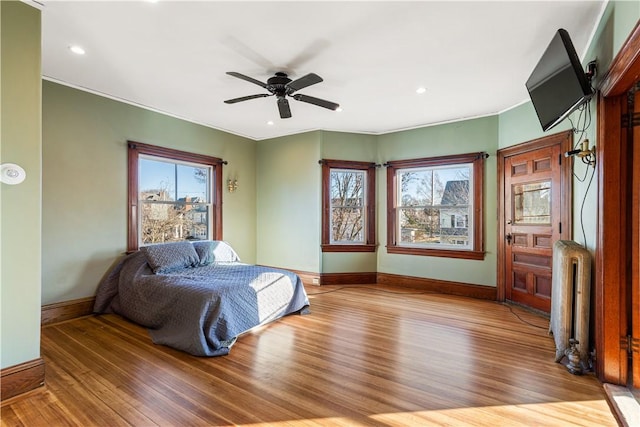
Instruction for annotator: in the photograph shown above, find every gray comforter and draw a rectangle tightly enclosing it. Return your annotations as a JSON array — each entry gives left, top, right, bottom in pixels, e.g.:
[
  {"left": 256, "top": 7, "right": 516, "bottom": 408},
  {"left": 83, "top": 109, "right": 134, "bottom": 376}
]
[{"left": 93, "top": 251, "right": 310, "bottom": 356}]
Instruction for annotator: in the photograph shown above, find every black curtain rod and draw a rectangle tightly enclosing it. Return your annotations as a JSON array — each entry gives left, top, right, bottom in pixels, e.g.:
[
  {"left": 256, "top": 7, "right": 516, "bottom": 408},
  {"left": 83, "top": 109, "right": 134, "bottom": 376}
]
[
  {"left": 382, "top": 153, "right": 489, "bottom": 166},
  {"left": 318, "top": 160, "right": 381, "bottom": 167}
]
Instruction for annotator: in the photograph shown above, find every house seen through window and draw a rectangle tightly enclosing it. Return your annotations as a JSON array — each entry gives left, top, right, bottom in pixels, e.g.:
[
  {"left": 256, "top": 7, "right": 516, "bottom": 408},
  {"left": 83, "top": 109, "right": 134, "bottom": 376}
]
[
  {"left": 139, "top": 156, "right": 211, "bottom": 244},
  {"left": 398, "top": 165, "right": 472, "bottom": 249}
]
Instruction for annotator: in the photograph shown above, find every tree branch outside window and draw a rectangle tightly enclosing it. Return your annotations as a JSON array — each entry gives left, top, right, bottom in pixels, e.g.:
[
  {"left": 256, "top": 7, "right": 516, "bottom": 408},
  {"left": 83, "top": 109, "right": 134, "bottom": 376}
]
[{"left": 321, "top": 159, "right": 376, "bottom": 253}]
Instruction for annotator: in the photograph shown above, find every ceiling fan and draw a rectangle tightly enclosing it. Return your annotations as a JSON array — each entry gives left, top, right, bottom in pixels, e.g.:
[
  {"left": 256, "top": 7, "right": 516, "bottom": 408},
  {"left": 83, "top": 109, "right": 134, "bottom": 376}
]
[{"left": 224, "top": 71, "right": 340, "bottom": 119}]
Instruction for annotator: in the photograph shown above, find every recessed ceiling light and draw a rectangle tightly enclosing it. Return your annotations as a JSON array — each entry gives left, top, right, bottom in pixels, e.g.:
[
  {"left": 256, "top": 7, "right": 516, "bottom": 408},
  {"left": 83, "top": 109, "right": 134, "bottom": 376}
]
[
  {"left": 267, "top": 121, "right": 274, "bottom": 126},
  {"left": 416, "top": 87, "right": 427, "bottom": 94},
  {"left": 336, "top": 107, "right": 343, "bottom": 112},
  {"left": 69, "top": 45, "right": 85, "bottom": 55}
]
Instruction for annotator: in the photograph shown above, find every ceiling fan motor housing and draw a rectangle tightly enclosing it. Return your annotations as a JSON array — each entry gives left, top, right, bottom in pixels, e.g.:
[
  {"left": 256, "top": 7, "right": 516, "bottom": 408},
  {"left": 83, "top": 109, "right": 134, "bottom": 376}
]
[{"left": 267, "top": 72, "right": 292, "bottom": 96}]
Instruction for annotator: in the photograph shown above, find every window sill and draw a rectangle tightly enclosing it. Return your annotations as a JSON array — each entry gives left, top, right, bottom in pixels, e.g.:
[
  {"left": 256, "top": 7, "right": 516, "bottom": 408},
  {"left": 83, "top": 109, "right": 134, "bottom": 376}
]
[
  {"left": 386, "top": 245, "right": 485, "bottom": 260},
  {"left": 321, "top": 244, "right": 377, "bottom": 253}
]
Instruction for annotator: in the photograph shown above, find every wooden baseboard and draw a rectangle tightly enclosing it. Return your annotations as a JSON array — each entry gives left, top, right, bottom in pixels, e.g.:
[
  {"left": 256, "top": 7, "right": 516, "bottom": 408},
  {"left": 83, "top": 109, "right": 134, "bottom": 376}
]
[
  {"left": 320, "top": 272, "right": 377, "bottom": 285},
  {"left": 1, "top": 358, "right": 45, "bottom": 402},
  {"left": 269, "top": 265, "right": 496, "bottom": 300},
  {"left": 280, "top": 269, "right": 376, "bottom": 286},
  {"left": 287, "top": 269, "right": 321, "bottom": 286},
  {"left": 377, "top": 272, "right": 497, "bottom": 300},
  {"left": 258, "top": 265, "right": 321, "bottom": 287},
  {"left": 41, "top": 296, "right": 96, "bottom": 326}
]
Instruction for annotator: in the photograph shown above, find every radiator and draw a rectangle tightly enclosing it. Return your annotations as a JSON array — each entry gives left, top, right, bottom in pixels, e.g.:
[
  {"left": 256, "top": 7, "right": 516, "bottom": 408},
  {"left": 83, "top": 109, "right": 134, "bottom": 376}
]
[{"left": 549, "top": 240, "right": 591, "bottom": 365}]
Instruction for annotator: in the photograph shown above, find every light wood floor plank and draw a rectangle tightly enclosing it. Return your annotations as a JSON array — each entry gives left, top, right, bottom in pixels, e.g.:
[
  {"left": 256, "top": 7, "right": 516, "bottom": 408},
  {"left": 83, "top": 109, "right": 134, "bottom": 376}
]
[{"left": 2, "top": 285, "right": 617, "bottom": 426}]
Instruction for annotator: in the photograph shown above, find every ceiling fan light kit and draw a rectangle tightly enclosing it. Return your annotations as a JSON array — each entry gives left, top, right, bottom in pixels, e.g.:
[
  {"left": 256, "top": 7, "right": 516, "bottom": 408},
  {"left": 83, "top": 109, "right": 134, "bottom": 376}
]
[{"left": 224, "top": 71, "right": 339, "bottom": 119}]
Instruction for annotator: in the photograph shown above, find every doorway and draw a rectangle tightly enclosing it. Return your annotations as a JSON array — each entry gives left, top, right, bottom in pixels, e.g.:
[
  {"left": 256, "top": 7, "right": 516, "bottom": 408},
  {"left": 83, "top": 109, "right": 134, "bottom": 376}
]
[
  {"left": 497, "top": 131, "right": 573, "bottom": 313},
  {"left": 595, "top": 24, "right": 640, "bottom": 388}
]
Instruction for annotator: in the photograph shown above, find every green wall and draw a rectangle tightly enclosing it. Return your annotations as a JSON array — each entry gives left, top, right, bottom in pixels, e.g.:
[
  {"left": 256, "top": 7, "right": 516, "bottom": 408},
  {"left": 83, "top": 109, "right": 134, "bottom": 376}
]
[
  {"left": 255, "top": 121, "right": 500, "bottom": 286},
  {"left": 498, "top": 101, "right": 572, "bottom": 150},
  {"left": 377, "top": 117, "right": 499, "bottom": 286},
  {"left": 1, "top": 0, "right": 42, "bottom": 369},
  {"left": 320, "top": 131, "right": 378, "bottom": 274},
  {"left": 42, "top": 81, "right": 257, "bottom": 304},
  {"left": 256, "top": 132, "right": 322, "bottom": 273}
]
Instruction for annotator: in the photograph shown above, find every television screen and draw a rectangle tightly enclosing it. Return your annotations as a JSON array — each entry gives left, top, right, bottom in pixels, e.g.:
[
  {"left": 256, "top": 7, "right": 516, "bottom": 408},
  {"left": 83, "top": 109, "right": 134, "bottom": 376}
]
[{"left": 526, "top": 29, "right": 593, "bottom": 132}]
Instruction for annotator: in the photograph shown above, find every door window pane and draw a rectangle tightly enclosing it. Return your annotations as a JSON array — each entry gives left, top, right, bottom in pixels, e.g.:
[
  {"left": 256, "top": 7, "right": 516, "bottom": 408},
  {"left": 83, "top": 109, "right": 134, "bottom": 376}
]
[{"left": 513, "top": 181, "right": 551, "bottom": 225}]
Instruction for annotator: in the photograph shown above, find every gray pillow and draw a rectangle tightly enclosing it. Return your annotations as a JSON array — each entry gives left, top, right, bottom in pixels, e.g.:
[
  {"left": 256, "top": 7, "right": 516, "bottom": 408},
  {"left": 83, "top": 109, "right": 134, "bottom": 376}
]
[
  {"left": 141, "top": 241, "right": 200, "bottom": 274},
  {"left": 192, "top": 240, "right": 240, "bottom": 265}
]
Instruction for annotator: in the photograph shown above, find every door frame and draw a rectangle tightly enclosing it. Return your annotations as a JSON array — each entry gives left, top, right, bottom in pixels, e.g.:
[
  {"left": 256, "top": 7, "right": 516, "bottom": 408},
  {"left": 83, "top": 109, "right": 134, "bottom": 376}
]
[
  {"left": 497, "top": 131, "right": 573, "bottom": 304},
  {"left": 594, "top": 22, "right": 640, "bottom": 385}
]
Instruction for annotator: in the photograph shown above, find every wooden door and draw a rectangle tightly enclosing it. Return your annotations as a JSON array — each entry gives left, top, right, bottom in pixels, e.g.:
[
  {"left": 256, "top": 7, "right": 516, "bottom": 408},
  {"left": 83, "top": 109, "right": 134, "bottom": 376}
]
[{"left": 498, "top": 132, "right": 572, "bottom": 313}]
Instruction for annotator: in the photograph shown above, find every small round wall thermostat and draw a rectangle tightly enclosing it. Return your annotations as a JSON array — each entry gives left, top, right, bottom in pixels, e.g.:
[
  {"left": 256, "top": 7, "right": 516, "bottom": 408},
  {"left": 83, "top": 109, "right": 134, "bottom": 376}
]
[{"left": 1, "top": 163, "right": 27, "bottom": 185}]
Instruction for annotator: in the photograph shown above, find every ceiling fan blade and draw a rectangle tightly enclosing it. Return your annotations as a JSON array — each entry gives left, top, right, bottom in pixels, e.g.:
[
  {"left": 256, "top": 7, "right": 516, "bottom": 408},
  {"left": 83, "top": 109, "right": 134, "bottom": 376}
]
[
  {"left": 224, "top": 94, "right": 271, "bottom": 104},
  {"left": 292, "top": 94, "right": 340, "bottom": 111},
  {"left": 277, "top": 97, "right": 292, "bottom": 119},
  {"left": 286, "top": 73, "right": 323, "bottom": 92},
  {"left": 226, "top": 71, "right": 268, "bottom": 89}
]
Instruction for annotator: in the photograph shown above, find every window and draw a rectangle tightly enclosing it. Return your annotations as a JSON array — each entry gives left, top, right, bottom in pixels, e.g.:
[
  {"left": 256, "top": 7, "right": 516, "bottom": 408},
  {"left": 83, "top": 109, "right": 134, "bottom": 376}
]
[
  {"left": 386, "top": 152, "right": 485, "bottom": 260},
  {"left": 454, "top": 214, "right": 468, "bottom": 228},
  {"left": 127, "top": 141, "right": 223, "bottom": 251},
  {"left": 321, "top": 159, "right": 376, "bottom": 252}
]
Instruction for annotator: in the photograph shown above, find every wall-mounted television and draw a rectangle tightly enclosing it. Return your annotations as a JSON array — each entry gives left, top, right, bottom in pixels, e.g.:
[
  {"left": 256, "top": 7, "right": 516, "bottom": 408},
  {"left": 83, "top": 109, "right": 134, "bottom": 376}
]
[{"left": 526, "top": 29, "right": 594, "bottom": 132}]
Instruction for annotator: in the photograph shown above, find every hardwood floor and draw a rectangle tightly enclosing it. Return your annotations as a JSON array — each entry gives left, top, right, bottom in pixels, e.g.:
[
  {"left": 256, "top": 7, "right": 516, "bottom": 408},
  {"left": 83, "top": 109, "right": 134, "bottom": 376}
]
[{"left": 2, "top": 285, "right": 617, "bottom": 426}]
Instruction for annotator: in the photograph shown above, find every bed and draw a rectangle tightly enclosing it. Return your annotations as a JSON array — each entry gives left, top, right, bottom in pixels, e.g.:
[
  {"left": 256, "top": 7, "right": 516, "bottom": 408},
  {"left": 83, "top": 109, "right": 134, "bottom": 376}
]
[{"left": 93, "top": 240, "right": 310, "bottom": 356}]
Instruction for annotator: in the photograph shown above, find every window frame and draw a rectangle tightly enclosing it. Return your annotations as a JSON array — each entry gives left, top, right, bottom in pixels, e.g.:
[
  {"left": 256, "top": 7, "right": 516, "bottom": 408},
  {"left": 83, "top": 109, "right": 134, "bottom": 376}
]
[
  {"left": 385, "top": 152, "right": 485, "bottom": 260},
  {"left": 127, "top": 141, "right": 223, "bottom": 252},
  {"left": 321, "top": 159, "right": 377, "bottom": 253}
]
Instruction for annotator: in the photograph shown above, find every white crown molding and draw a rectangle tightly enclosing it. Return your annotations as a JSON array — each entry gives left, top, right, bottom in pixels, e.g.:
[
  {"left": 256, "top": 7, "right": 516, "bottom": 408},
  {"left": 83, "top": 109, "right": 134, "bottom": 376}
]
[{"left": 20, "top": 0, "right": 45, "bottom": 10}]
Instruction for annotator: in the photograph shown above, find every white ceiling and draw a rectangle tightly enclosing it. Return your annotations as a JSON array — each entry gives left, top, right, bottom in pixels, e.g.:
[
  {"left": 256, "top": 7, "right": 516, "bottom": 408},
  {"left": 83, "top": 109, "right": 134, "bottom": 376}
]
[{"left": 39, "top": 0, "right": 607, "bottom": 141}]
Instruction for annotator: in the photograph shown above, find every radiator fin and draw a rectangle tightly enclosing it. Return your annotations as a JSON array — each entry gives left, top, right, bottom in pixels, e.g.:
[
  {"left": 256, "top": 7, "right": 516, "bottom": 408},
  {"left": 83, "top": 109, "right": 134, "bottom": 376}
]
[{"left": 549, "top": 240, "right": 591, "bottom": 365}]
